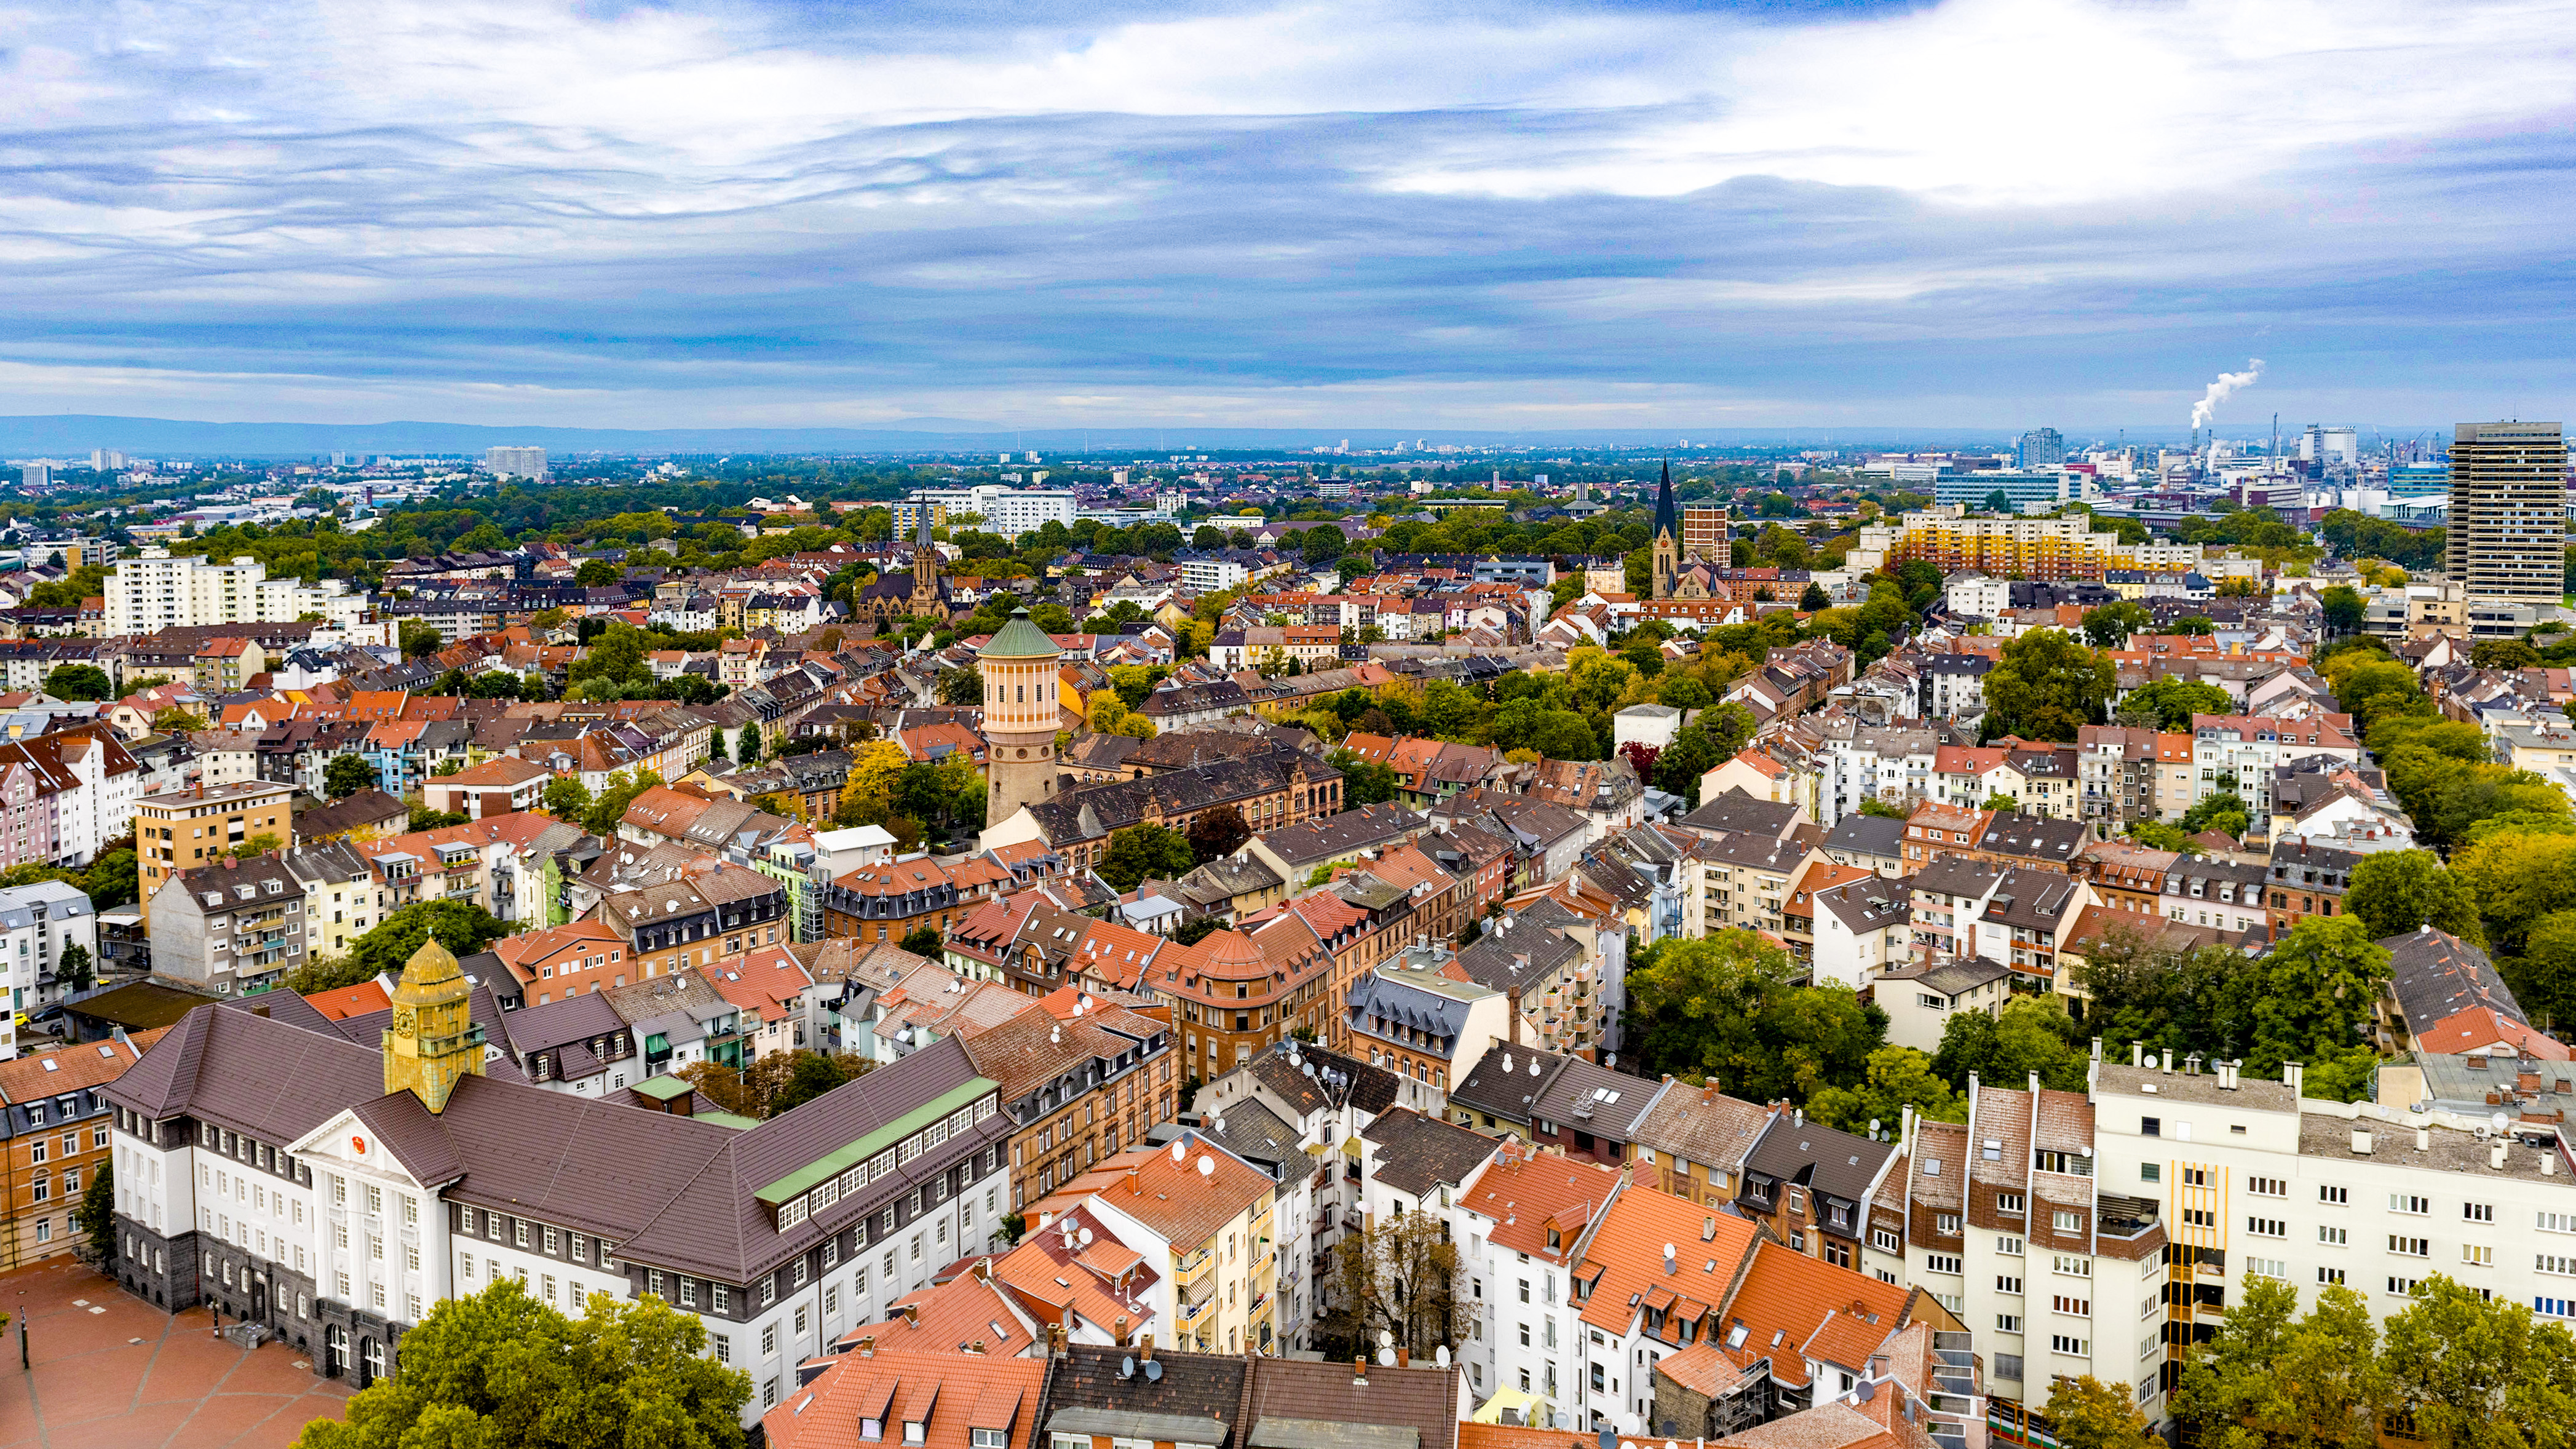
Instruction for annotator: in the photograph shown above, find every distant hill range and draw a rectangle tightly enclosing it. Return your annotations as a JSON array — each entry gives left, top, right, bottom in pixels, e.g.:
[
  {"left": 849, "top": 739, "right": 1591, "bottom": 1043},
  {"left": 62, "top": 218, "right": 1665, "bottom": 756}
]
[{"left": 0, "top": 414, "right": 2107, "bottom": 460}]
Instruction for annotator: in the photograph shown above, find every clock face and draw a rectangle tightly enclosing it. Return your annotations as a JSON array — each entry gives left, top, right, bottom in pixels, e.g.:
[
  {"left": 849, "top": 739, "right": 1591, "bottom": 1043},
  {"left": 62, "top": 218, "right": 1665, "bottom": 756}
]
[{"left": 392, "top": 1007, "right": 416, "bottom": 1032}]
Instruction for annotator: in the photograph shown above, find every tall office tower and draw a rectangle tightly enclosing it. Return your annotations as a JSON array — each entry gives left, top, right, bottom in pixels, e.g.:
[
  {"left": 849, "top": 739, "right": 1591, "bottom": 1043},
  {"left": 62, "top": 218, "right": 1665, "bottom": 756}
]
[
  {"left": 483, "top": 445, "right": 549, "bottom": 480},
  {"left": 2447, "top": 421, "right": 2567, "bottom": 600},
  {"left": 2016, "top": 427, "right": 2065, "bottom": 470}
]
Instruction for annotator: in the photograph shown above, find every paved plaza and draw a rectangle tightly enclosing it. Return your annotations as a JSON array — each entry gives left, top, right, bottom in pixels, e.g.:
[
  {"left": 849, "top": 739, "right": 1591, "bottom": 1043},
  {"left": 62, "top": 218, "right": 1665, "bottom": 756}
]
[{"left": 0, "top": 1260, "right": 352, "bottom": 1449}]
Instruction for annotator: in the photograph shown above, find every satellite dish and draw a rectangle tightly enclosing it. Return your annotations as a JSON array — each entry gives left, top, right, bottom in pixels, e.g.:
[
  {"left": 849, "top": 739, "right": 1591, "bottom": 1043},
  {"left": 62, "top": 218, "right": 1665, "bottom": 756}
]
[
  {"left": 1197, "top": 1156, "right": 1214, "bottom": 1177},
  {"left": 1145, "top": 1360, "right": 1164, "bottom": 1382},
  {"left": 1379, "top": 1346, "right": 1397, "bottom": 1366},
  {"left": 1599, "top": 1432, "right": 1619, "bottom": 1449},
  {"left": 1436, "top": 1345, "right": 1451, "bottom": 1367},
  {"left": 1379, "top": 1330, "right": 1393, "bottom": 1346},
  {"left": 2496, "top": 1111, "right": 2513, "bottom": 1134},
  {"left": 1855, "top": 1381, "right": 1877, "bottom": 1403},
  {"left": 1171, "top": 1140, "right": 1187, "bottom": 1164},
  {"left": 1079, "top": 1228, "right": 1095, "bottom": 1246},
  {"left": 1121, "top": 1355, "right": 1137, "bottom": 1380}
]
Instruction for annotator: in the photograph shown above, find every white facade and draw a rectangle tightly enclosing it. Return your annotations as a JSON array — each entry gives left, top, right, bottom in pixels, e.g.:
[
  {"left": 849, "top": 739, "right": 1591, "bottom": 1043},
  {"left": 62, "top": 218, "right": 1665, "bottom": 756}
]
[
  {"left": 0, "top": 880, "right": 97, "bottom": 1050},
  {"left": 484, "top": 447, "right": 548, "bottom": 480},
  {"left": 106, "top": 550, "right": 370, "bottom": 636},
  {"left": 913, "top": 486, "right": 1078, "bottom": 541}
]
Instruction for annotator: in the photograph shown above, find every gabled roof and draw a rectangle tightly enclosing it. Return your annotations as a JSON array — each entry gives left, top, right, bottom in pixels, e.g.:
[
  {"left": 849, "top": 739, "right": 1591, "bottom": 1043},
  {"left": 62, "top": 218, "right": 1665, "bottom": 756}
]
[
  {"left": 1361, "top": 1106, "right": 1500, "bottom": 1197},
  {"left": 1575, "top": 1182, "right": 1761, "bottom": 1336}
]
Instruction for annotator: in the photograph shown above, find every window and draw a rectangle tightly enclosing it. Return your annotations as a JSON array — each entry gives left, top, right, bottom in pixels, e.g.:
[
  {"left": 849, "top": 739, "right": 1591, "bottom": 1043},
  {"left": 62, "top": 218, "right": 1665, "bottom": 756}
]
[
  {"left": 2465, "top": 1202, "right": 2495, "bottom": 1223},
  {"left": 1936, "top": 1213, "right": 1960, "bottom": 1235},
  {"left": 1871, "top": 1229, "right": 1900, "bottom": 1252},
  {"left": 2248, "top": 1177, "right": 2287, "bottom": 1197},
  {"left": 761, "top": 1325, "right": 777, "bottom": 1356},
  {"left": 1996, "top": 1314, "right": 2021, "bottom": 1333},
  {"left": 2390, "top": 1194, "right": 2429, "bottom": 1216},
  {"left": 2320, "top": 1225, "right": 2348, "bottom": 1245},
  {"left": 2050, "top": 1335, "right": 2088, "bottom": 1356},
  {"left": 1997, "top": 1194, "right": 2025, "bottom": 1216},
  {"left": 1995, "top": 1354, "right": 2023, "bottom": 1381},
  {"left": 2141, "top": 1117, "right": 2160, "bottom": 1137},
  {"left": 2139, "top": 1164, "right": 2161, "bottom": 1183},
  {"left": 2388, "top": 1277, "right": 2421, "bottom": 1297},
  {"left": 1997, "top": 1236, "right": 2024, "bottom": 1256},
  {"left": 2465, "top": 1245, "right": 2495, "bottom": 1267},
  {"left": 2051, "top": 1210, "right": 2082, "bottom": 1233},
  {"left": 2052, "top": 1255, "right": 2090, "bottom": 1277},
  {"left": 712, "top": 1334, "right": 731, "bottom": 1364},
  {"left": 2543, "top": 1212, "right": 2576, "bottom": 1234},
  {"left": 1925, "top": 1254, "right": 1962, "bottom": 1275},
  {"left": 2320, "top": 1185, "right": 2349, "bottom": 1205},
  {"left": 2051, "top": 1295, "right": 2090, "bottom": 1316},
  {"left": 2317, "top": 1267, "right": 2344, "bottom": 1286},
  {"left": 2248, "top": 1218, "right": 2286, "bottom": 1238},
  {"left": 2389, "top": 1236, "right": 2430, "bottom": 1258},
  {"left": 1996, "top": 1276, "right": 2023, "bottom": 1295},
  {"left": 2543, "top": 1255, "right": 2576, "bottom": 1277}
]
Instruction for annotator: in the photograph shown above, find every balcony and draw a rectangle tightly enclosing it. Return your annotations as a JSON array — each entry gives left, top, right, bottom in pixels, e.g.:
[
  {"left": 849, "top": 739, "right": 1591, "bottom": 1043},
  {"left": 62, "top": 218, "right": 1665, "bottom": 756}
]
[{"left": 1179, "top": 1292, "right": 1216, "bottom": 1325}]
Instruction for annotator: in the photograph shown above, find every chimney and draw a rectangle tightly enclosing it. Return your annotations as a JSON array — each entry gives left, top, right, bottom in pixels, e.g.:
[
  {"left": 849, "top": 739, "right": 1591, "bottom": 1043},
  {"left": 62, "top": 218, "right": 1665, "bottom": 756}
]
[
  {"left": 2415, "top": 1127, "right": 2430, "bottom": 1153},
  {"left": 1508, "top": 988, "right": 1521, "bottom": 1044},
  {"left": 1116, "top": 1315, "right": 1130, "bottom": 1344},
  {"left": 900, "top": 1303, "right": 919, "bottom": 1325},
  {"left": 1354, "top": 1356, "right": 1369, "bottom": 1385},
  {"left": 2492, "top": 1141, "right": 2510, "bottom": 1171},
  {"left": 856, "top": 1335, "right": 877, "bottom": 1357},
  {"left": 1397, "top": 1346, "right": 1409, "bottom": 1368},
  {"left": 2351, "top": 1129, "right": 2372, "bottom": 1156},
  {"left": 2285, "top": 1061, "right": 2305, "bottom": 1095}
]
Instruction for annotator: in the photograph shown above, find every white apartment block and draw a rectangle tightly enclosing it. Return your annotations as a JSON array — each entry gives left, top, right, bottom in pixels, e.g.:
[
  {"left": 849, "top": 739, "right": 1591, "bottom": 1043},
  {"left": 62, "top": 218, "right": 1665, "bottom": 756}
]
[
  {"left": 107, "top": 551, "right": 370, "bottom": 636},
  {"left": 1822, "top": 728, "right": 1936, "bottom": 825},
  {"left": 911, "top": 486, "right": 1078, "bottom": 540},
  {"left": 0, "top": 880, "right": 97, "bottom": 1054}
]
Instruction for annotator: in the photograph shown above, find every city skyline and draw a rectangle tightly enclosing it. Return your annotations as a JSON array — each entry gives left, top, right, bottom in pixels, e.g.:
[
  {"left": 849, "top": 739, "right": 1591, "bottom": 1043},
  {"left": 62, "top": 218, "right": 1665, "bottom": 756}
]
[{"left": 1, "top": 0, "right": 2570, "bottom": 430}]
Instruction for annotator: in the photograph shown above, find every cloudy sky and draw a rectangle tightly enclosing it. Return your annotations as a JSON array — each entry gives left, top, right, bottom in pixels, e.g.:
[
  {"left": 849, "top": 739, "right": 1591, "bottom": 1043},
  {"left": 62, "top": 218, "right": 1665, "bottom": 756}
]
[{"left": 2, "top": 0, "right": 2571, "bottom": 437}]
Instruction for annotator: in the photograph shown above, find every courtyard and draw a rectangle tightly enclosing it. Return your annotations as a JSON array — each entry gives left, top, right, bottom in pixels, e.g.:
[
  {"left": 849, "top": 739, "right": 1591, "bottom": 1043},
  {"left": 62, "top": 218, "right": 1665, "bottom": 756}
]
[{"left": 0, "top": 1259, "right": 352, "bottom": 1449}]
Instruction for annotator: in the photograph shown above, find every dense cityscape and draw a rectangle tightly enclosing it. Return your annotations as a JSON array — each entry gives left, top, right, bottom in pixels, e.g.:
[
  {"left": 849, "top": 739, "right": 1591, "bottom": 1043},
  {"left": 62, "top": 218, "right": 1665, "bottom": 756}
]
[{"left": 0, "top": 410, "right": 2562, "bottom": 1449}]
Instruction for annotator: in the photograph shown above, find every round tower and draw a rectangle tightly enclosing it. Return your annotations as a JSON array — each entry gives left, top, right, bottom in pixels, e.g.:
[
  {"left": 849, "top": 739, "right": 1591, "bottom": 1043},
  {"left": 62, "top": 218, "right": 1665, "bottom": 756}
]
[{"left": 980, "top": 606, "right": 1065, "bottom": 827}]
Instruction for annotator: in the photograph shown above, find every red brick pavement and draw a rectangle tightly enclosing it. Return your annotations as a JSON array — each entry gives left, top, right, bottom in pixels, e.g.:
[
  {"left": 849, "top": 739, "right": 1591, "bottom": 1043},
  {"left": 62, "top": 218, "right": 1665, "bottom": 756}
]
[{"left": 0, "top": 1260, "right": 352, "bottom": 1449}]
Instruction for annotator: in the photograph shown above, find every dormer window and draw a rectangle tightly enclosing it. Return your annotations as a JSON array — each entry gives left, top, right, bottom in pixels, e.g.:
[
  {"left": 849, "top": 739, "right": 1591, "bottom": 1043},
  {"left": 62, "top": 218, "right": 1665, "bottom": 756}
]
[{"left": 904, "top": 1423, "right": 927, "bottom": 1446}]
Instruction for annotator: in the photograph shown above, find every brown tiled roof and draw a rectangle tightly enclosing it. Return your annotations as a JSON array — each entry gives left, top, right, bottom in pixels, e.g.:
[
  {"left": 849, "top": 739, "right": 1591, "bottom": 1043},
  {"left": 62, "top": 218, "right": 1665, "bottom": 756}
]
[
  {"left": 1361, "top": 1106, "right": 1499, "bottom": 1197},
  {"left": 1244, "top": 1356, "right": 1465, "bottom": 1449},
  {"left": 1632, "top": 1079, "right": 1777, "bottom": 1175},
  {"left": 0, "top": 1028, "right": 167, "bottom": 1101}
]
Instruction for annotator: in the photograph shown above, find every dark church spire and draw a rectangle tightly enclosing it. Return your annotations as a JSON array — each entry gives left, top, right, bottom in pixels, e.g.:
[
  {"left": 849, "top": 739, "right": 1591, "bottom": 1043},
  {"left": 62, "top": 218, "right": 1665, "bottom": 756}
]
[{"left": 1653, "top": 458, "right": 1677, "bottom": 539}]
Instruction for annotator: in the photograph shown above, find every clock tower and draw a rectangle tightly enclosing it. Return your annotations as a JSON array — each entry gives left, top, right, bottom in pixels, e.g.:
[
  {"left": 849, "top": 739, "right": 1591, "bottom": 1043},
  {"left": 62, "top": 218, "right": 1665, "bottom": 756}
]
[{"left": 382, "top": 935, "right": 485, "bottom": 1113}]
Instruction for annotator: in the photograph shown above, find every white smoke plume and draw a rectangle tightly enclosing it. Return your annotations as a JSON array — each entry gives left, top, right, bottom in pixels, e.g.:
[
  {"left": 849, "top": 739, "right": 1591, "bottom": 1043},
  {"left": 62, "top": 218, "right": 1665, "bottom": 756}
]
[{"left": 2190, "top": 359, "right": 2264, "bottom": 430}]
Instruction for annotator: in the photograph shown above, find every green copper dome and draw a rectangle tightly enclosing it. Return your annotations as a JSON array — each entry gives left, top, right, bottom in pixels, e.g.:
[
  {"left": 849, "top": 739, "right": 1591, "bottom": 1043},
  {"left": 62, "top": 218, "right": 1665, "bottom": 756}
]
[{"left": 981, "top": 605, "right": 1062, "bottom": 660}]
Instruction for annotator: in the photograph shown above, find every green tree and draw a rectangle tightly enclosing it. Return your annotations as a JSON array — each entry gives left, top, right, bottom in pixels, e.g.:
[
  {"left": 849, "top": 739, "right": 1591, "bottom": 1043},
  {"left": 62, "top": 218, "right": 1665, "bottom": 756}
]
[
  {"left": 898, "top": 925, "right": 943, "bottom": 958},
  {"left": 1098, "top": 824, "right": 1196, "bottom": 892},
  {"left": 288, "top": 900, "right": 509, "bottom": 994},
  {"left": 323, "top": 753, "right": 381, "bottom": 800},
  {"left": 575, "top": 557, "right": 623, "bottom": 587},
  {"left": 2117, "top": 677, "right": 2234, "bottom": 731},
  {"left": 2471, "top": 638, "right": 2543, "bottom": 670},
  {"left": 1930, "top": 994, "right": 2090, "bottom": 1094},
  {"left": 73, "top": 1159, "right": 113, "bottom": 1260},
  {"left": 81, "top": 846, "right": 137, "bottom": 908},
  {"left": 1300, "top": 526, "right": 1347, "bottom": 564},
  {"left": 937, "top": 666, "right": 983, "bottom": 706},
  {"left": 2345, "top": 849, "right": 2484, "bottom": 945},
  {"left": 55, "top": 942, "right": 93, "bottom": 994},
  {"left": 2447, "top": 828, "right": 2576, "bottom": 957},
  {"left": 2174, "top": 1276, "right": 2384, "bottom": 1449},
  {"left": 2079, "top": 600, "right": 2151, "bottom": 649},
  {"left": 2320, "top": 584, "right": 2366, "bottom": 634},
  {"left": 583, "top": 769, "right": 666, "bottom": 837},
  {"left": 541, "top": 775, "right": 594, "bottom": 822},
  {"left": 705, "top": 730, "right": 729, "bottom": 766},
  {"left": 2044, "top": 1375, "right": 2157, "bottom": 1449},
  {"left": 1797, "top": 581, "right": 1830, "bottom": 611},
  {"left": 2248, "top": 916, "right": 2390, "bottom": 1095},
  {"left": 41, "top": 664, "right": 111, "bottom": 701},
  {"left": 736, "top": 724, "right": 763, "bottom": 764},
  {"left": 1983, "top": 629, "right": 2114, "bottom": 742},
  {"left": 1622, "top": 932, "right": 1884, "bottom": 1102},
  {"left": 2171, "top": 614, "right": 2215, "bottom": 635},
  {"left": 2181, "top": 791, "right": 2251, "bottom": 839},
  {"left": 2379, "top": 1274, "right": 2576, "bottom": 1449},
  {"left": 1805, "top": 1045, "right": 1962, "bottom": 1134},
  {"left": 1329, "top": 750, "right": 1403, "bottom": 806},
  {"left": 2510, "top": 910, "right": 2576, "bottom": 1035},
  {"left": 1981, "top": 791, "right": 2021, "bottom": 812},
  {"left": 293, "top": 1277, "right": 750, "bottom": 1449},
  {"left": 398, "top": 621, "right": 444, "bottom": 657}
]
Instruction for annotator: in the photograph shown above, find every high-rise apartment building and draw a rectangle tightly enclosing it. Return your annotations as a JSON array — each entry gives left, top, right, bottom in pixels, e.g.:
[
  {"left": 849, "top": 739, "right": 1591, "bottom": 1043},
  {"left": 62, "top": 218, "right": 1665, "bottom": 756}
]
[
  {"left": 483, "top": 446, "right": 548, "bottom": 480},
  {"left": 2447, "top": 421, "right": 2566, "bottom": 601},
  {"left": 909, "top": 485, "right": 1077, "bottom": 539},
  {"left": 104, "top": 550, "right": 370, "bottom": 636},
  {"left": 2016, "top": 427, "right": 2065, "bottom": 470}
]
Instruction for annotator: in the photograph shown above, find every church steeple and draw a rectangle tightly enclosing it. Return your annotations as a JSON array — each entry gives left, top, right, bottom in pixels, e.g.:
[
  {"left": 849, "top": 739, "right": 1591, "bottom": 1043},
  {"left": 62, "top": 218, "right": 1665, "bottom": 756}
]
[
  {"left": 910, "top": 498, "right": 943, "bottom": 614},
  {"left": 382, "top": 935, "right": 485, "bottom": 1113},
  {"left": 1651, "top": 459, "right": 1680, "bottom": 600}
]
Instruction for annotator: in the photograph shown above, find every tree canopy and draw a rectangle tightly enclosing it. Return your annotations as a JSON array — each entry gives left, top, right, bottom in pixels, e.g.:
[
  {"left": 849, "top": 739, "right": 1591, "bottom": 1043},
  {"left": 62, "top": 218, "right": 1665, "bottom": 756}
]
[
  {"left": 294, "top": 1278, "right": 750, "bottom": 1449},
  {"left": 1983, "top": 629, "right": 2114, "bottom": 742},
  {"left": 1623, "top": 932, "right": 1885, "bottom": 1103}
]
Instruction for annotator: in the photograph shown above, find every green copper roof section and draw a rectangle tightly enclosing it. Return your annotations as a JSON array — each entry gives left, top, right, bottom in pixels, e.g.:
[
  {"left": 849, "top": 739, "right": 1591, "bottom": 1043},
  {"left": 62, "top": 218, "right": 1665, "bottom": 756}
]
[
  {"left": 753, "top": 1076, "right": 997, "bottom": 1207},
  {"left": 631, "top": 1074, "right": 694, "bottom": 1102},
  {"left": 981, "top": 605, "right": 1061, "bottom": 660}
]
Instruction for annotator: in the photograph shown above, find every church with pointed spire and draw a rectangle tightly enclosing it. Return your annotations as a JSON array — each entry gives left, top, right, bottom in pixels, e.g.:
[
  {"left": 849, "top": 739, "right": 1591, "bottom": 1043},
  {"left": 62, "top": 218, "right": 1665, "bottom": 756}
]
[
  {"left": 1647, "top": 459, "right": 1731, "bottom": 601},
  {"left": 851, "top": 498, "right": 955, "bottom": 629}
]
